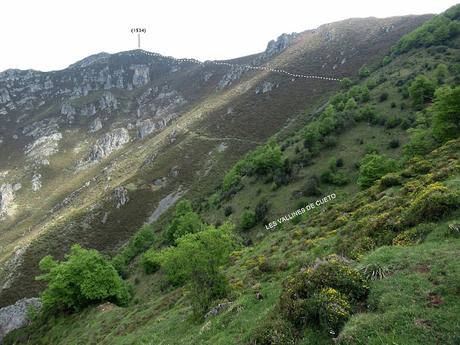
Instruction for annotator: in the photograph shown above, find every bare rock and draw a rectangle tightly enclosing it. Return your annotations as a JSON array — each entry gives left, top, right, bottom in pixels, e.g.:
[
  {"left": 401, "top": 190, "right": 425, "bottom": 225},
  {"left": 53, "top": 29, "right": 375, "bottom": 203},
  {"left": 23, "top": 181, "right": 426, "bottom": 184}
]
[
  {"left": 87, "top": 128, "right": 129, "bottom": 162},
  {"left": 0, "top": 298, "right": 42, "bottom": 343},
  {"left": 114, "top": 187, "right": 129, "bottom": 208}
]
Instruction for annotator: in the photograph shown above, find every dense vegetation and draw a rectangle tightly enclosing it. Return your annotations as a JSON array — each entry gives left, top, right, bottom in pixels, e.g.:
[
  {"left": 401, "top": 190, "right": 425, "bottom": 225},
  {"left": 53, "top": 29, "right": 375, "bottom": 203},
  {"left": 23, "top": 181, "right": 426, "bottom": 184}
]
[{"left": 4, "top": 4, "right": 460, "bottom": 345}]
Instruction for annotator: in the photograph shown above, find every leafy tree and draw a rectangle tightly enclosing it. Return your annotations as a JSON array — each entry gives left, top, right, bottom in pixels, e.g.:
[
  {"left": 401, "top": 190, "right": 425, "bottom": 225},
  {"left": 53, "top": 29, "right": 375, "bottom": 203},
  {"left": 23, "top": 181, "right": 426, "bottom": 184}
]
[
  {"left": 241, "top": 210, "right": 257, "bottom": 230},
  {"left": 432, "top": 86, "right": 460, "bottom": 142},
  {"left": 434, "top": 63, "right": 448, "bottom": 84},
  {"left": 408, "top": 75, "right": 435, "bottom": 109},
  {"left": 358, "top": 154, "right": 398, "bottom": 189},
  {"left": 344, "top": 97, "right": 357, "bottom": 110},
  {"left": 158, "top": 223, "right": 237, "bottom": 317},
  {"left": 340, "top": 78, "right": 352, "bottom": 90},
  {"left": 358, "top": 65, "right": 370, "bottom": 78},
  {"left": 112, "top": 225, "right": 155, "bottom": 276},
  {"left": 166, "top": 200, "right": 204, "bottom": 243},
  {"left": 403, "top": 128, "right": 437, "bottom": 158},
  {"left": 37, "top": 245, "right": 131, "bottom": 313}
]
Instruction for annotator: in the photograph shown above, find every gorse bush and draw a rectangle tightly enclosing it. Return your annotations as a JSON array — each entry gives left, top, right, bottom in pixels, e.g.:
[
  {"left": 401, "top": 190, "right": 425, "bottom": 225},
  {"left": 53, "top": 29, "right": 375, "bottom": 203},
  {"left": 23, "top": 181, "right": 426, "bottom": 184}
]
[
  {"left": 405, "top": 183, "right": 459, "bottom": 224},
  {"left": 37, "top": 245, "right": 131, "bottom": 313},
  {"left": 279, "top": 256, "right": 368, "bottom": 333},
  {"left": 249, "top": 316, "right": 296, "bottom": 345}
]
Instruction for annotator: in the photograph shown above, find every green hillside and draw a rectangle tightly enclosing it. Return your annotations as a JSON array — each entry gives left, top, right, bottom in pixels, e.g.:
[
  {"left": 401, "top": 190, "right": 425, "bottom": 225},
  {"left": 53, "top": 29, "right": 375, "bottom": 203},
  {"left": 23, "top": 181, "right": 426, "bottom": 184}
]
[{"left": 4, "top": 4, "right": 460, "bottom": 345}]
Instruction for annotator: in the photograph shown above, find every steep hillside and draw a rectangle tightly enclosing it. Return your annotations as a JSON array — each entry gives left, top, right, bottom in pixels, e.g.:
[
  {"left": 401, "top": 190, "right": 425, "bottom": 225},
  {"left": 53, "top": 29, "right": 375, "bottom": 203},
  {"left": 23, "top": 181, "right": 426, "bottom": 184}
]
[{"left": 0, "top": 14, "right": 431, "bottom": 310}]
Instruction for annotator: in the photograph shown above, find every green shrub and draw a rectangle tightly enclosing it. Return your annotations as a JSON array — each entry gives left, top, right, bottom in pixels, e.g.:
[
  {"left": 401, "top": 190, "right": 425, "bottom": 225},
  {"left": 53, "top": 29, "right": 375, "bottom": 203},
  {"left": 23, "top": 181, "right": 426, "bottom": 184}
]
[
  {"left": 358, "top": 154, "right": 398, "bottom": 189},
  {"left": 403, "top": 128, "right": 437, "bottom": 158},
  {"left": 340, "top": 78, "right": 352, "bottom": 89},
  {"left": 388, "top": 139, "right": 400, "bottom": 149},
  {"left": 358, "top": 65, "right": 370, "bottom": 78},
  {"left": 432, "top": 85, "right": 460, "bottom": 142},
  {"left": 321, "top": 170, "right": 350, "bottom": 186},
  {"left": 249, "top": 316, "right": 296, "bottom": 345},
  {"left": 279, "top": 256, "right": 368, "bottom": 332},
  {"left": 406, "top": 183, "right": 459, "bottom": 224},
  {"left": 255, "top": 199, "right": 270, "bottom": 222},
  {"left": 314, "top": 288, "right": 351, "bottom": 334},
  {"left": 241, "top": 210, "right": 257, "bottom": 230},
  {"left": 379, "top": 92, "right": 389, "bottom": 102},
  {"left": 392, "top": 223, "right": 434, "bottom": 246},
  {"left": 408, "top": 75, "right": 435, "bottom": 109},
  {"left": 158, "top": 223, "right": 237, "bottom": 317},
  {"left": 302, "top": 175, "right": 322, "bottom": 196},
  {"left": 165, "top": 200, "right": 205, "bottom": 243},
  {"left": 37, "top": 245, "right": 131, "bottom": 313},
  {"left": 112, "top": 225, "right": 156, "bottom": 275},
  {"left": 141, "top": 248, "right": 162, "bottom": 274},
  {"left": 224, "top": 205, "right": 233, "bottom": 217},
  {"left": 380, "top": 173, "right": 401, "bottom": 188}
]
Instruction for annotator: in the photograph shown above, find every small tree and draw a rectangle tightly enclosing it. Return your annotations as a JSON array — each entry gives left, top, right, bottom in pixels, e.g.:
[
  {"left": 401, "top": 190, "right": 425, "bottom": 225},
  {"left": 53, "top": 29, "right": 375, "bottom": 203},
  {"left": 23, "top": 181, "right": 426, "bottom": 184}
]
[
  {"left": 358, "top": 154, "right": 398, "bottom": 189},
  {"left": 358, "top": 65, "right": 370, "bottom": 78},
  {"left": 37, "top": 245, "right": 131, "bottom": 313},
  {"left": 166, "top": 199, "right": 204, "bottom": 243},
  {"left": 432, "top": 86, "right": 460, "bottom": 142},
  {"left": 340, "top": 78, "right": 352, "bottom": 90},
  {"left": 241, "top": 210, "right": 257, "bottom": 230},
  {"left": 159, "top": 223, "right": 237, "bottom": 318},
  {"left": 408, "top": 75, "right": 435, "bottom": 109}
]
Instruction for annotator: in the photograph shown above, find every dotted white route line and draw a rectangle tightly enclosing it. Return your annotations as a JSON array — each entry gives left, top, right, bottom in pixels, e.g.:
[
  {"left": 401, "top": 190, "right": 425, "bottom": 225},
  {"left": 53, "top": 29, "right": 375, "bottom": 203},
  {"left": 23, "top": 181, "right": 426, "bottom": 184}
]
[{"left": 139, "top": 49, "right": 341, "bottom": 82}]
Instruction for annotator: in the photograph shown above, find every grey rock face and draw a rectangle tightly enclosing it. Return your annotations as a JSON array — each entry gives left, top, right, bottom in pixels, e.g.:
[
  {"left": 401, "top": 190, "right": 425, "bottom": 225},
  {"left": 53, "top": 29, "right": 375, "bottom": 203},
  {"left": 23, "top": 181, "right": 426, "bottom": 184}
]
[
  {"left": 262, "top": 33, "right": 297, "bottom": 59},
  {"left": 0, "top": 184, "right": 14, "bottom": 219},
  {"left": 255, "top": 81, "right": 274, "bottom": 94},
  {"left": 89, "top": 117, "right": 102, "bottom": 133},
  {"left": 98, "top": 91, "right": 118, "bottom": 111},
  {"left": 88, "top": 128, "right": 129, "bottom": 162},
  {"left": 60, "top": 101, "right": 76, "bottom": 119},
  {"left": 31, "top": 173, "right": 42, "bottom": 192},
  {"left": 0, "top": 297, "right": 42, "bottom": 343},
  {"left": 217, "top": 66, "right": 245, "bottom": 89},
  {"left": 24, "top": 132, "right": 62, "bottom": 163},
  {"left": 147, "top": 189, "right": 186, "bottom": 223},
  {"left": 80, "top": 103, "right": 96, "bottom": 117},
  {"left": 137, "top": 119, "right": 156, "bottom": 139},
  {"left": 114, "top": 187, "right": 129, "bottom": 208},
  {"left": 131, "top": 65, "right": 150, "bottom": 87},
  {"left": 0, "top": 89, "right": 11, "bottom": 104}
]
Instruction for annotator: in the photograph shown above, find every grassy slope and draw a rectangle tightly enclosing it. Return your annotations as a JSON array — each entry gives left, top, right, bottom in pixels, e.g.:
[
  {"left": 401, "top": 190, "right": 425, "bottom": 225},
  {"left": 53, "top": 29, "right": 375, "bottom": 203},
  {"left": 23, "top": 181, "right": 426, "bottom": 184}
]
[{"left": 5, "top": 13, "right": 460, "bottom": 344}]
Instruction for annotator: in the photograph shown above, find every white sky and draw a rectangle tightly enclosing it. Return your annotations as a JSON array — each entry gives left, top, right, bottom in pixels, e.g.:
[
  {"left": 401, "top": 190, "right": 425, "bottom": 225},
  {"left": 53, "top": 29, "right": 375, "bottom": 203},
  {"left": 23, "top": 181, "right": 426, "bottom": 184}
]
[{"left": 1, "top": 0, "right": 458, "bottom": 72}]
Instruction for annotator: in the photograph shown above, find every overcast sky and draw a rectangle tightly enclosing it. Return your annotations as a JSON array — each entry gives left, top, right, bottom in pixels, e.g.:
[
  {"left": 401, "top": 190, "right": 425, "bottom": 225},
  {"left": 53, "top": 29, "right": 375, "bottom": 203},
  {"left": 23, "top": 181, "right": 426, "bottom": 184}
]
[{"left": 1, "top": 0, "right": 458, "bottom": 72}]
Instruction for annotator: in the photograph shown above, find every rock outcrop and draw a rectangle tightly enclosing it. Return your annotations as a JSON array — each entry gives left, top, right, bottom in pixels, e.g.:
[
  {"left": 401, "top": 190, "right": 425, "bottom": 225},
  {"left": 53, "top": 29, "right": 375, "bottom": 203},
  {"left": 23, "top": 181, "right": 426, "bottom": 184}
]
[
  {"left": 0, "top": 184, "right": 14, "bottom": 219},
  {"left": 131, "top": 65, "right": 150, "bottom": 87},
  {"left": 114, "top": 187, "right": 129, "bottom": 208},
  {"left": 0, "top": 297, "right": 42, "bottom": 343},
  {"left": 262, "top": 33, "right": 298, "bottom": 59},
  {"left": 87, "top": 128, "right": 129, "bottom": 162}
]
